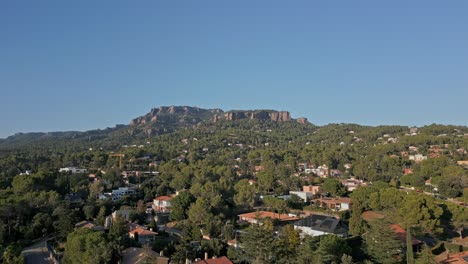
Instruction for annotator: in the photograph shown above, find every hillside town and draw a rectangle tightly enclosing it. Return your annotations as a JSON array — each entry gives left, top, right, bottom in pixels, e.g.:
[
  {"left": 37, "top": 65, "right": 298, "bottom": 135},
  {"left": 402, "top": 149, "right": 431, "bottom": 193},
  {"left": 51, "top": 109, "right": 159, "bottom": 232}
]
[{"left": 1, "top": 121, "right": 464, "bottom": 264}]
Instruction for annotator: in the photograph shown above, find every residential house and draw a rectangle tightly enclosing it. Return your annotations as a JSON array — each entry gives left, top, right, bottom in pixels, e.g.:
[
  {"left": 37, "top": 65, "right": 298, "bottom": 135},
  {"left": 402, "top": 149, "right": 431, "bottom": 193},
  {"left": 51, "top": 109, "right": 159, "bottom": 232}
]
[
  {"left": 128, "top": 227, "right": 158, "bottom": 244},
  {"left": 59, "top": 167, "right": 87, "bottom": 174},
  {"left": 408, "top": 146, "right": 419, "bottom": 152},
  {"left": 314, "top": 198, "right": 353, "bottom": 211},
  {"left": 294, "top": 215, "right": 348, "bottom": 238},
  {"left": 409, "top": 127, "right": 418, "bottom": 135},
  {"left": 303, "top": 185, "right": 322, "bottom": 195},
  {"left": 112, "top": 208, "right": 134, "bottom": 221},
  {"left": 74, "top": 221, "right": 105, "bottom": 232},
  {"left": 153, "top": 196, "right": 172, "bottom": 212},
  {"left": 238, "top": 211, "right": 299, "bottom": 225},
  {"left": 315, "top": 165, "right": 329, "bottom": 178},
  {"left": 121, "top": 247, "right": 169, "bottom": 264},
  {"left": 409, "top": 154, "right": 427, "bottom": 162},
  {"left": 330, "top": 169, "right": 343, "bottom": 177},
  {"left": 289, "top": 191, "right": 313, "bottom": 203},
  {"left": 127, "top": 222, "right": 147, "bottom": 232},
  {"left": 341, "top": 178, "right": 367, "bottom": 192},
  {"left": 111, "top": 187, "right": 136, "bottom": 201}
]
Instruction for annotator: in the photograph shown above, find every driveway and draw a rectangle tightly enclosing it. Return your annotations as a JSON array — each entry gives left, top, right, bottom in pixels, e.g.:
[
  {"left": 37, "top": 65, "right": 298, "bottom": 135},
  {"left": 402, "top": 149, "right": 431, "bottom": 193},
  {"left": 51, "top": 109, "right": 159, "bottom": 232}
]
[{"left": 21, "top": 237, "right": 54, "bottom": 264}]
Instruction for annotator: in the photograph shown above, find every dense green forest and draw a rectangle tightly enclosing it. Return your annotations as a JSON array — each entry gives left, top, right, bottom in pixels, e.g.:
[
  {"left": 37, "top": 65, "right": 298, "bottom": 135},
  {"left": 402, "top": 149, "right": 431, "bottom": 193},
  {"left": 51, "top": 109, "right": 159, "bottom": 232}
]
[{"left": 0, "top": 109, "right": 467, "bottom": 263}]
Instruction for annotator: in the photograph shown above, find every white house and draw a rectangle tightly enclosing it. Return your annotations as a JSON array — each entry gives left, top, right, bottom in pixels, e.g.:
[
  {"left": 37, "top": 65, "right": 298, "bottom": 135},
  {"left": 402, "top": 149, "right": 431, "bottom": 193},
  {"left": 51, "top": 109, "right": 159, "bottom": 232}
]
[
  {"left": 98, "top": 187, "right": 136, "bottom": 201},
  {"left": 59, "top": 167, "right": 87, "bottom": 174},
  {"left": 153, "top": 196, "right": 172, "bottom": 212},
  {"left": 111, "top": 187, "right": 136, "bottom": 200},
  {"left": 289, "top": 191, "right": 313, "bottom": 203},
  {"left": 409, "top": 154, "right": 427, "bottom": 162}
]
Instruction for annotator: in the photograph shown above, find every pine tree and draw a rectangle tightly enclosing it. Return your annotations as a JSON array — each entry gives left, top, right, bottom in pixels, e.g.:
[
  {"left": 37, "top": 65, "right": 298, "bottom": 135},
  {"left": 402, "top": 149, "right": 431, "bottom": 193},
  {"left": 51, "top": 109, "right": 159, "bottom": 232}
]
[
  {"left": 364, "top": 220, "right": 403, "bottom": 264},
  {"left": 349, "top": 208, "right": 367, "bottom": 236},
  {"left": 96, "top": 206, "right": 106, "bottom": 226}
]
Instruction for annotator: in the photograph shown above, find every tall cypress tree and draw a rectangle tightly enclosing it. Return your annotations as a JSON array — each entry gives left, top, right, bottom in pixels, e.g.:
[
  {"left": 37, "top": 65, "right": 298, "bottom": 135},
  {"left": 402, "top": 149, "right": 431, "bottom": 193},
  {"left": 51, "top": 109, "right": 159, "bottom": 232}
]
[{"left": 406, "top": 226, "right": 415, "bottom": 264}]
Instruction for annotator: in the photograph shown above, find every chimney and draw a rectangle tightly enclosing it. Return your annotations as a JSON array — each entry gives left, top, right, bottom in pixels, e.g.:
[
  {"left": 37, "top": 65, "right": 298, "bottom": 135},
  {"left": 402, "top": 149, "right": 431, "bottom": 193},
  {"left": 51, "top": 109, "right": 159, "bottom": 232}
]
[
  {"left": 160, "top": 250, "right": 164, "bottom": 257},
  {"left": 205, "top": 252, "right": 208, "bottom": 260},
  {"left": 186, "top": 258, "right": 190, "bottom": 264}
]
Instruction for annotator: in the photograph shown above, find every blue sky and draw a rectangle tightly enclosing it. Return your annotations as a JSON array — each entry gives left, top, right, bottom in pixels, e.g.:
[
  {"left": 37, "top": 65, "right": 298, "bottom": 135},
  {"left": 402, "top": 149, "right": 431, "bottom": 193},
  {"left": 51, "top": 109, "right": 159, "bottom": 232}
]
[{"left": 1, "top": 1, "right": 467, "bottom": 138}]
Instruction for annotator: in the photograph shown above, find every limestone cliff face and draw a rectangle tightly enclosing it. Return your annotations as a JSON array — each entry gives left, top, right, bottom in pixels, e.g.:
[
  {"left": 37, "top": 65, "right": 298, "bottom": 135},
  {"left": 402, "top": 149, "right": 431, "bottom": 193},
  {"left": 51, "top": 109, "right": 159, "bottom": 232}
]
[
  {"left": 130, "top": 106, "right": 222, "bottom": 126},
  {"left": 215, "top": 110, "right": 292, "bottom": 122},
  {"left": 131, "top": 106, "right": 308, "bottom": 127}
]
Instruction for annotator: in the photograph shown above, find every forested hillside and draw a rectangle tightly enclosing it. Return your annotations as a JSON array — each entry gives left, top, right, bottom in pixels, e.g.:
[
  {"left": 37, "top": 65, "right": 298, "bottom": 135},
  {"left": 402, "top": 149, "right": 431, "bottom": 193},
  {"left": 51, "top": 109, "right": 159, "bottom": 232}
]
[{"left": 0, "top": 107, "right": 467, "bottom": 263}]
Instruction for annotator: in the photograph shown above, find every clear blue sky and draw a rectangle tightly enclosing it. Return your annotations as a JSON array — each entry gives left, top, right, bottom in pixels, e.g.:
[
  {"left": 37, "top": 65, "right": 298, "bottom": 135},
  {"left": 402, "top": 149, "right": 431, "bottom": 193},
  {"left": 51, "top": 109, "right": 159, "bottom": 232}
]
[{"left": 1, "top": 1, "right": 467, "bottom": 138}]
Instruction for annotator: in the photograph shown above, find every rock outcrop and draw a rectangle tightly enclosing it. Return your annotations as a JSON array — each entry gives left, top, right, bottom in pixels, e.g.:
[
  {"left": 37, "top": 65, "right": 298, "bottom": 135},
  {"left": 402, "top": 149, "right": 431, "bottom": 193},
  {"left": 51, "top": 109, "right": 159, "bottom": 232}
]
[
  {"left": 214, "top": 110, "right": 292, "bottom": 122},
  {"left": 130, "top": 106, "right": 309, "bottom": 127},
  {"left": 130, "top": 106, "right": 221, "bottom": 126}
]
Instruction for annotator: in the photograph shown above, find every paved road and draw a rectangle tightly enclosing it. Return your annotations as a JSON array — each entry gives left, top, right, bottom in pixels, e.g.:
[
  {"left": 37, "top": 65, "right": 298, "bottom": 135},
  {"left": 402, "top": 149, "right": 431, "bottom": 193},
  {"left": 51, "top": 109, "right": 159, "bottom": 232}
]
[{"left": 21, "top": 237, "right": 54, "bottom": 264}]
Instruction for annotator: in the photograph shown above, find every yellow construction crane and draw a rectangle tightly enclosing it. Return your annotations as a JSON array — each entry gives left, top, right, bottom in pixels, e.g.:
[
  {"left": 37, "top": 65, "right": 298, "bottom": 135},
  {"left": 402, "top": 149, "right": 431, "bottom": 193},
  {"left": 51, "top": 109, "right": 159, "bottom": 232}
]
[{"left": 110, "top": 153, "right": 125, "bottom": 169}]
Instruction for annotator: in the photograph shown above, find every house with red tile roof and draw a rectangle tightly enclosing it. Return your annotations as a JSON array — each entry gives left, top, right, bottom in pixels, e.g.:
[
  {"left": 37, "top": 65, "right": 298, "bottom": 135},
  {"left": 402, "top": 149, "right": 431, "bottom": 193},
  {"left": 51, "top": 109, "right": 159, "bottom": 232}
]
[
  {"left": 153, "top": 196, "right": 172, "bottom": 212},
  {"left": 129, "top": 227, "right": 158, "bottom": 244},
  {"left": 436, "top": 250, "right": 468, "bottom": 264}
]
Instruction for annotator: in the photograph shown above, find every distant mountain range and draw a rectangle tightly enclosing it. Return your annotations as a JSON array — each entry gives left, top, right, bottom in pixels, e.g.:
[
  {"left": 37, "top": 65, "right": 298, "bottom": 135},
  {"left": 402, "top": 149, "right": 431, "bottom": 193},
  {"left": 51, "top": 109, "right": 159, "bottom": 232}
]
[{"left": 0, "top": 106, "right": 309, "bottom": 148}]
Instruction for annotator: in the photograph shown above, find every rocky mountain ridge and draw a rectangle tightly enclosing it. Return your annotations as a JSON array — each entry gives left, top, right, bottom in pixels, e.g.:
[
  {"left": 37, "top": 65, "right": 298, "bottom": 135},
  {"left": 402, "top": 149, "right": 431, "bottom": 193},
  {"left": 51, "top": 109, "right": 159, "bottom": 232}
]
[
  {"left": 130, "top": 106, "right": 308, "bottom": 127},
  {"left": 0, "top": 106, "right": 310, "bottom": 146}
]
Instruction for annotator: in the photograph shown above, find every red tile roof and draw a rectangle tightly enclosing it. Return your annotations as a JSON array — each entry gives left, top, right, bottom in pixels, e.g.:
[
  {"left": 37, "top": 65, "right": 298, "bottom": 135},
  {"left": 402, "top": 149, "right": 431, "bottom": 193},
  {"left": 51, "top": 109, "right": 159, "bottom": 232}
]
[
  {"left": 437, "top": 250, "right": 468, "bottom": 264},
  {"left": 154, "top": 196, "right": 172, "bottom": 201},
  {"left": 128, "top": 227, "right": 158, "bottom": 236},
  {"left": 390, "top": 224, "right": 422, "bottom": 246},
  {"left": 193, "top": 256, "right": 233, "bottom": 264}
]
